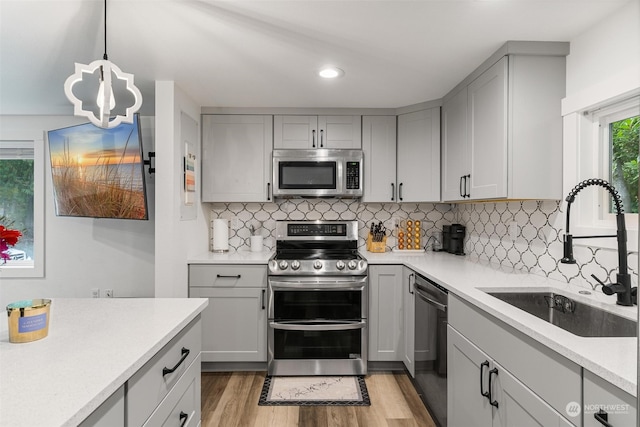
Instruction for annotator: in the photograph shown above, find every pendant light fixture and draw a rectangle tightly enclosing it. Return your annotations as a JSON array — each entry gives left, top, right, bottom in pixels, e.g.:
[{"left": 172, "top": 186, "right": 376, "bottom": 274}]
[{"left": 64, "top": 0, "right": 142, "bottom": 129}]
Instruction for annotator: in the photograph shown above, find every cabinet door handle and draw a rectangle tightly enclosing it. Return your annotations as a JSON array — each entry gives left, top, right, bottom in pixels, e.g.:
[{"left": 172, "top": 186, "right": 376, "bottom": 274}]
[
  {"left": 391, "top": 183, "right": 395, "bottom": 201},
  {"left": 399, "top": 183, "right": 404, "bottom": 201},
  {"left": 594, "top": 409, "right": 613, "bottom": 427},
  {"left": 489, "top": 368, "right": 499, "bottom": 408},
  {"left": 408, "top": 273, "right": 414, "bottom": 295},
  {"left": 179, "top": 411, "right": 189, "bottom": 427},
  {"left": 312, "top": 129, "right": 316, "bottom": 148},
  {"left": 465, "top": 174, "right": 471, "bottom": 198},
  {"left": 459, "top": 176, "right": 465, "bottom": 198},
  {"left": 480, "top": 360, "right": 490, "bottom": 399},
  {"left": 217, "top": 274, "right": 241, "bottom": 279},
  {"left": 267, "top": 183, "right": 271, "bottom": 201},
  {"left": 162, "top": 347, "right": 190, "bottom": 376},
  {"left": 261, "top": 289, "right": 266, "bottom": 310},
  {"left": 320, "top": 129, "right": 324, "bottom": 147}
]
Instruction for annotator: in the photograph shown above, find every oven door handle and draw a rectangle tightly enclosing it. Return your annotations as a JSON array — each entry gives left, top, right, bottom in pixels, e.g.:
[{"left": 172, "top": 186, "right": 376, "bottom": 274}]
[
  {"left": 269, "top": 278, "right": 367, "bottom": 290},
  {"left": 414, "top": 287, "right": 448, "bottom": 312},
  {"left": 269, "top": 320, "right": 366, "bottom": 331}
]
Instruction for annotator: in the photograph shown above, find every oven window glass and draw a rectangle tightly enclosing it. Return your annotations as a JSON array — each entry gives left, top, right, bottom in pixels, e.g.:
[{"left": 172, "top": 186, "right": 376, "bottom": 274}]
[
  {"left": 273, "top": 329, "right": 362, "bottom": 360},
  {"left": 279, "top": 161, "right": 337, "bottom": 189},
  {"left": 273, "top": 290, "right": 362, "bottom": 321}
]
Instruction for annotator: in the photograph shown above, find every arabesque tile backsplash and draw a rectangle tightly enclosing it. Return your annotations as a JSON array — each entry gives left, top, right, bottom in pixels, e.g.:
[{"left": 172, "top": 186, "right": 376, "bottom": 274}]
[{"left": 208, "top": 199, "right": 637, "bottom": 290}]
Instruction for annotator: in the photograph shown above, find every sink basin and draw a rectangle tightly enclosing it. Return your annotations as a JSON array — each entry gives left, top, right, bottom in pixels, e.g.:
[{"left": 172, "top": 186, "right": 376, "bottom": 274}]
[{"left": 486, "top": 291, "right": 637, "bottom": 337}]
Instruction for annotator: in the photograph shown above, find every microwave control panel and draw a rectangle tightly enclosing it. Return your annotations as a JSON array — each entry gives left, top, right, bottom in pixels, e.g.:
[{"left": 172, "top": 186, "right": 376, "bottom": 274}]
[{"left": 346, "top": 161, "right": 360, "bottom": 190}]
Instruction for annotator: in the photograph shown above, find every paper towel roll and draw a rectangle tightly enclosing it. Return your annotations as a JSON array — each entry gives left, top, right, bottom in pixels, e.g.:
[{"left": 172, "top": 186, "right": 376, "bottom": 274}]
[{"left": 213, "top": 219, "right": 229, "bottom": 252}]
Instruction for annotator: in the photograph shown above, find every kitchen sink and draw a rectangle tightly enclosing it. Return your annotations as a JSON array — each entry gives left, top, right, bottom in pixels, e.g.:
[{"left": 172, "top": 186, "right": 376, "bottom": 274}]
[{"left": 485, "top": 291, "right": 637, "bottom": 338}]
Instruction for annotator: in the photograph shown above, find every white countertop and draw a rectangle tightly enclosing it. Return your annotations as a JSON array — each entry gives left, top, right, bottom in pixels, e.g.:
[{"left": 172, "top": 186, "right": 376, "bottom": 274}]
[
  {"left": 190, "top": 248, "right": 638, "bottom": 396},
  {"left": 0, "top": 298, "right": 208, "bottom": 427},
  {"left": 381, "top": 251, "right": 638, "bottom": 397},
  {"left": 189, "top": 249, "right": 274, "bottom": 264}
]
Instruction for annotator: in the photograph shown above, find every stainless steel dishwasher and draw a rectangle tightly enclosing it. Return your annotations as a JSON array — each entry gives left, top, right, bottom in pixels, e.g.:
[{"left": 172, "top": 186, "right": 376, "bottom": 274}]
[{"left": 414, "top": 273, "right": 448, "bottom": 427}]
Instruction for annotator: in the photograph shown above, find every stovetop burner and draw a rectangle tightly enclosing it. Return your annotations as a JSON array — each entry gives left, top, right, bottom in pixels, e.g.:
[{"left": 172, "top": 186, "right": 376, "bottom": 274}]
[{"left": 268, "top": 220, "right": 367, "bottom": 276}]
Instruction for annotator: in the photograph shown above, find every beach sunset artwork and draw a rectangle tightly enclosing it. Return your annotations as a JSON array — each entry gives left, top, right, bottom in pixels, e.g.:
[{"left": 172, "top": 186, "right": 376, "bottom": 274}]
[{"left": 47, "top": 115, "right": 148, "bottom": 220}]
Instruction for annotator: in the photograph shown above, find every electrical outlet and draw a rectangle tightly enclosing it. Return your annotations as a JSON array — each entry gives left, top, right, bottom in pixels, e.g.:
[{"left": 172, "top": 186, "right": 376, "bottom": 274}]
[
  {"left": 105, "top": 289, "right": 113, "bottom": 298},
  {"left": 91, "top": 288, "right": 100, "bottom": 298}
]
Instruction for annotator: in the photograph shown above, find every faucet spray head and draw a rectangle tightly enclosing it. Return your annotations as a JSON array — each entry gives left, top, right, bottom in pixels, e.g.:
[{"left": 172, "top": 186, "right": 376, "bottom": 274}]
[{"left": 561, "top": 234, "right": 576, "bottom": 264}]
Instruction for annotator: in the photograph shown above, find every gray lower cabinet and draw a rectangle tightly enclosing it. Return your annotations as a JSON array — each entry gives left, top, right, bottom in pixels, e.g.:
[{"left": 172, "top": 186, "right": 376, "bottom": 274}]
[
  {"left": 81, "top": 316, "right": 202, "bottom": 427},
  {"left": 448, "top": 294, "right": 579, "bottom": 426},
  {"left": 188, "top": 264, "right": 267, "bottom": 362},
  {"left": 448, "top": 326, "right": 574, "bottom": 427},
  {"left": 79, "top": 386, "right": 124, "bottom": 427},
  {"left": 583, "top": 370, "right": 636, "bottom": 427},
  {"left": 368, "top": 265, "right": 404, "bottom": 361},
  {"left": 402, "top": 267, "right": 415, "bottom": 376}
]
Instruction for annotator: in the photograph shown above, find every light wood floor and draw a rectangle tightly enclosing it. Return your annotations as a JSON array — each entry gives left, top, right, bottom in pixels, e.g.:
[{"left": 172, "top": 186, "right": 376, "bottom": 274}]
[{"left": 201, "top": 371, "right": 437, "bottom": 427}]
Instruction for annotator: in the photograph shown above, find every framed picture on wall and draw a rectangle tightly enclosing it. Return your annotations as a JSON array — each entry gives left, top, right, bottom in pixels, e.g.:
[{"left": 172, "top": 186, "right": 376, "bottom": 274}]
[{"left": 184, "top": 142, "right": 196, "bottom": 206}]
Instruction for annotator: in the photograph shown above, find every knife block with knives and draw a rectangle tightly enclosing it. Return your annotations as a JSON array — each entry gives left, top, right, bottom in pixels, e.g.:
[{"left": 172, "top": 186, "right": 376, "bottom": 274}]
[{"left": 367, "top": 221, "right": 387, "bottom": 253}]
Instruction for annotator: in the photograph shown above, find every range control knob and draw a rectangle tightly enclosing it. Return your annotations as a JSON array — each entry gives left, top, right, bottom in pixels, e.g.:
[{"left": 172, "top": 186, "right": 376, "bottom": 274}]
[
  {"left": 313, "top": 260, "right": 323, "bottom": 270},
  {"left": 278, "top": 260, "right": 289, "bottom": 270},
  {"left": 268, "top": 260, "right": 278, "bottom": 271},
  {"left": 336, "top": 260, "right": 345, "bottom": 270},
  {"left": 347, "top": 260, "right": 358, "bottom": 270},
  {"left": 291, "top": 260, "right": 301, "bottom": 270}
]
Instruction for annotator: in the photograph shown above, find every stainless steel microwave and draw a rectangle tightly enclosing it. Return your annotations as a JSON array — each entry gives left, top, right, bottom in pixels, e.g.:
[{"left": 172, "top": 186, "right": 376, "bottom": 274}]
[{"left": 272, "top": 149, "right": 363, "bottom": 198}]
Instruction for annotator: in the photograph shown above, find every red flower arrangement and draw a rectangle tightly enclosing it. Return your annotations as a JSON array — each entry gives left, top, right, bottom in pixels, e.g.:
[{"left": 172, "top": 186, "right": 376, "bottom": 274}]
[{"left": 0, "top": 225, "right": 22, "bottom": 263}]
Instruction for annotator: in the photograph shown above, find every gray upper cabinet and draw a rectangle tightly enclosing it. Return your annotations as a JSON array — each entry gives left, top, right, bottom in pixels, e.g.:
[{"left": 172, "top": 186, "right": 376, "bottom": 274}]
[
  {"left": 362, "top": 115, "right": 397, "bottom": 202},
  {"left": 397, "top": 108, "right": 441, "bottom": 203},
  {"left": 274, "top": 115, "right": 362, "bottom": 149},
  {"left": 466, "top": 57, "right": 508, "bottom": 200},
  {"left": 441, "top": 42, "right": 567, "bottom": 202},
  {"left": 201, "top": 115, "right": 273, "bottom": 202}
]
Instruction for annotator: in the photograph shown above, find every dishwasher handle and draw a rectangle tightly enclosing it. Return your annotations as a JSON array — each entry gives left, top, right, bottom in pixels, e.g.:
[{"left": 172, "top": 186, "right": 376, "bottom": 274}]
[{"left": 414, "top": 286, "right": 447, "bottom": 312}]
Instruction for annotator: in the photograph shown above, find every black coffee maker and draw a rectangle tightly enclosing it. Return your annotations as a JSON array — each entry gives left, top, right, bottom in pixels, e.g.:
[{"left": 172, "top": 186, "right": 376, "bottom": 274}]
[{"left": 442, "top": 224, "right": 466, "bottom": 255}]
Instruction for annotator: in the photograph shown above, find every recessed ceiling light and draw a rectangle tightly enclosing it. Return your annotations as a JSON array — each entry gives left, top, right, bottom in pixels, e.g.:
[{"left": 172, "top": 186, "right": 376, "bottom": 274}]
[{"left": 319, "top": 66, "right": 344, "bottom": 79}]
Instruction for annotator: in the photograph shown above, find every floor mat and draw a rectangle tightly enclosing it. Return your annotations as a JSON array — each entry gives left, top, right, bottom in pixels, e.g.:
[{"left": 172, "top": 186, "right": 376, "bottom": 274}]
[{"left": 258, "top": 376, "right": 370, "bottom": 406}]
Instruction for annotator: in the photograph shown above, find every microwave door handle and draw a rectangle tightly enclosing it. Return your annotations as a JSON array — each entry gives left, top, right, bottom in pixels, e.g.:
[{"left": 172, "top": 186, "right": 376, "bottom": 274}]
[{"left": 270, "top": 321, "right": 366, "bottom": 331}]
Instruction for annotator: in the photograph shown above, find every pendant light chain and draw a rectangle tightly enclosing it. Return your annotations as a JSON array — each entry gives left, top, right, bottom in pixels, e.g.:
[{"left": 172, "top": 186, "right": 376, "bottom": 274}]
[{"left": 103, "top": 0, "right": 108, "bottom": 61}]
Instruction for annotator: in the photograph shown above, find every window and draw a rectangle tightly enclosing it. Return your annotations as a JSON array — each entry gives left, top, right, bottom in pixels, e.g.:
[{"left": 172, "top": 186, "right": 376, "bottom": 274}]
[
  {"left": 0, "top": 140, "right": 44, "bottom": 277},
  {"left": 596, "top": 97, "right": 639, "bottom": 220},
  {"left": 600, "top": 107, "right": 639, "bottom": 215},
  {"left": 567, "top": 95, "right": 639, "bottom": 252}
]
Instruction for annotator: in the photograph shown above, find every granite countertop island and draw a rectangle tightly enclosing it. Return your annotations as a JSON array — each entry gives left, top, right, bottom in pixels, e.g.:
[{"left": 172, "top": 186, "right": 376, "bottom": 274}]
[
  {"left": 0, "top": 298, "right": 208, "bottom": 427},
  {"left": 190, "top": 249, "right": 638, "bottom": 396}
]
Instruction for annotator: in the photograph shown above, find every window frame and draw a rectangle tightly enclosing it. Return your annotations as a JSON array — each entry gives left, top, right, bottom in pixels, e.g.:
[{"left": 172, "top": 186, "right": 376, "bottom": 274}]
[
  {"left": 567, "top": 95, "right": 639, "bottom": 252},
  {"left": 0, "top": 139, "right": 44, "bottom": 278}
]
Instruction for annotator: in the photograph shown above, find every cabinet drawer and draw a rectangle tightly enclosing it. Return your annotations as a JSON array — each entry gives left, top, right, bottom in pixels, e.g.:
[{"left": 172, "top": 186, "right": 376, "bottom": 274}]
[
  {"left": 449, "top": 294, "right": 581, "bottom": 419},
  {"left": 584, "top": 370, "right": 636, "bottom": 427},
  {"left": 143, "top": 354, "right": 201, "bottom": 427},
  {"left": 127, "top": 317, "right": 201, "bottom": 427},
  {"left": 189, "top": 264, "right": 267, "bottom": 288}
]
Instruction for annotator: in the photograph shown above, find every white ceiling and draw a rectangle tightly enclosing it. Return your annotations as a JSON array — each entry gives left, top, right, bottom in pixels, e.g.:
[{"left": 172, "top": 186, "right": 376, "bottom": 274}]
[{"left": 0, "top": 0, "right": 632, "bottom": 116}]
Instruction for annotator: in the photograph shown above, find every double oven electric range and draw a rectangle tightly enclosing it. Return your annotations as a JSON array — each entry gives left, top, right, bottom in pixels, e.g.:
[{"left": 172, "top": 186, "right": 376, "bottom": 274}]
[{"left": 267, "top": 220, "right": 368, "bottom": 376}]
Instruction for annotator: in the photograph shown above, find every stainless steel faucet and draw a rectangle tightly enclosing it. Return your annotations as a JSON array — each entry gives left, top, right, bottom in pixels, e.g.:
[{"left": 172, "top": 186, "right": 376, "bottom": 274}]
[{"left": 561, "top": 178, "right": 637, "bottom": 306}]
